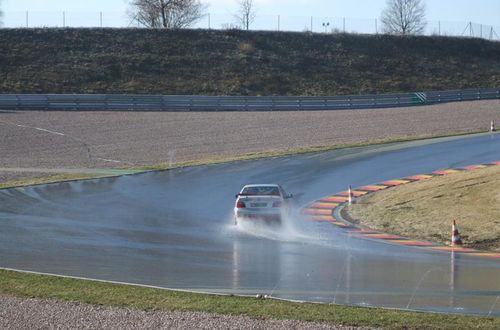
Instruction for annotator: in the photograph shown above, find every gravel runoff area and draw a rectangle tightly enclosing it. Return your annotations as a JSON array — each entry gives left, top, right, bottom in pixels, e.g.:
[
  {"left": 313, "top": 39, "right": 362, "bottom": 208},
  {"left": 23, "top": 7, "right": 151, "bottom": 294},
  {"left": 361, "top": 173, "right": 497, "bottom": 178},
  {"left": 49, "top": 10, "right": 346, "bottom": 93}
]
[
  {"left": 0, "top": 296, "right": 371, "bottom": 330},
  {"left": 0, "top": 100, "right": 499, "bottom": 180},
  {"left": 0, "top": 100, "right": 499, "bottom": 328}
]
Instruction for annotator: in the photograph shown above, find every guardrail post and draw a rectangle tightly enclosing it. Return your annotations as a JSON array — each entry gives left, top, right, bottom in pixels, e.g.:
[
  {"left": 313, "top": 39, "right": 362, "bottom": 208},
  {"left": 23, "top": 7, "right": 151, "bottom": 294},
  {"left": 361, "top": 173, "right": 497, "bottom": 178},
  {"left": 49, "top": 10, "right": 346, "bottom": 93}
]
[{"left": 348, "top": 96, "right": 352, "bottom": 109}]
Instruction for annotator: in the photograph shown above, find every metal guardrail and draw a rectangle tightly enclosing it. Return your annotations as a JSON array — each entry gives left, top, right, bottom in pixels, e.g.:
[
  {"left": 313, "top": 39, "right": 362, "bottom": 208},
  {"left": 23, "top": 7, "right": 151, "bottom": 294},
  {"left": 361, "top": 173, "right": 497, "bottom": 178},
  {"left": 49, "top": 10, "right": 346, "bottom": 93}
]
[{"left": 0, "top": 89, "right": 499, "bottom": 112}]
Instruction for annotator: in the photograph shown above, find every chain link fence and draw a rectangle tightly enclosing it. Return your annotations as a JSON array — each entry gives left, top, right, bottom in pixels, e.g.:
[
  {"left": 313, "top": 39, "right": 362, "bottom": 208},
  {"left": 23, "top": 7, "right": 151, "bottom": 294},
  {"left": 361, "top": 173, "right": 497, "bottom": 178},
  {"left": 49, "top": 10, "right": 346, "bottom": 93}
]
[{"left": 1, "top": 11, "right": 499, "bottom": 41}]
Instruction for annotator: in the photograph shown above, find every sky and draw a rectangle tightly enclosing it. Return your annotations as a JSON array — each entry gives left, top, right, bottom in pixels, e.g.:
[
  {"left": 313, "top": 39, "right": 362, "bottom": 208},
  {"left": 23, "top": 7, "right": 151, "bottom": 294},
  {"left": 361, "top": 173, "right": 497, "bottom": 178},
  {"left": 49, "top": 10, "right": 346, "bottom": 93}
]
[{"left": 1, "top": 0, "right": 499, "bottom": 27}]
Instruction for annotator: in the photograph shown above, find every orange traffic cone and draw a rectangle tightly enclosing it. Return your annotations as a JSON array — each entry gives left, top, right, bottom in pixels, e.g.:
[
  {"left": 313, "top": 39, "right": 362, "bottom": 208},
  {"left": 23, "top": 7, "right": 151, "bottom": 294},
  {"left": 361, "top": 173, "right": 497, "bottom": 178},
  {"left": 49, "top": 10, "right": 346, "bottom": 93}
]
[
  {"left": 348, "top": 185, "right": 354, "bottom": 205},
  {"left": 451, "top": 220, "right": 463, "bottom": 246}
]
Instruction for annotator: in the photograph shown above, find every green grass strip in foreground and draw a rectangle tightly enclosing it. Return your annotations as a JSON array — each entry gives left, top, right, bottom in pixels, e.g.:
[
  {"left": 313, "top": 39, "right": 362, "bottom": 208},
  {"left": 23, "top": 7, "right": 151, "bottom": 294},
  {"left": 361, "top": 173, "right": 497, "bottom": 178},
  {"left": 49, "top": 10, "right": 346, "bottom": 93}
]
[{"left": 0, "top": 270, "right": 498, "bottom": 329}]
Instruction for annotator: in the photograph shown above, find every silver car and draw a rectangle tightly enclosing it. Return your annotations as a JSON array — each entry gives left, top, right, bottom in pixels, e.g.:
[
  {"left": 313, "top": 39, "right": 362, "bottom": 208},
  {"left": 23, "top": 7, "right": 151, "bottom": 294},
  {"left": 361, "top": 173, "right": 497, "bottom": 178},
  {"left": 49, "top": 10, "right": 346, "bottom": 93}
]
[{"left": 233, "top": 184, "right": 293, "bottom": 225}]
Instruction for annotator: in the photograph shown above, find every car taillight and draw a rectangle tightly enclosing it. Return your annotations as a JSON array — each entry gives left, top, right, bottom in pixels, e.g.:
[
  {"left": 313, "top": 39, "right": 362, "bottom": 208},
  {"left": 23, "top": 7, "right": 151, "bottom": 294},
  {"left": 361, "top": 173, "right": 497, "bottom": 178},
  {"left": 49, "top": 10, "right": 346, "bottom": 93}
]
[
  {"left": 272, "top": 201, "right": 282, "bottom": 208},
  {"left": 236, "top": 200, "right": 246, "bottom": 208}
]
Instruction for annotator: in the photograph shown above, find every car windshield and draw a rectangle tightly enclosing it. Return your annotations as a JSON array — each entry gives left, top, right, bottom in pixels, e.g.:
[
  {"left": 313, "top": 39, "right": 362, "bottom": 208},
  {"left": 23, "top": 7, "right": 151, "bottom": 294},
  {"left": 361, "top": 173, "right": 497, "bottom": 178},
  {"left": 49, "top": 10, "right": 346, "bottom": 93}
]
[{"left": 241, "top": 186, "right": 281, "bottom": 196}]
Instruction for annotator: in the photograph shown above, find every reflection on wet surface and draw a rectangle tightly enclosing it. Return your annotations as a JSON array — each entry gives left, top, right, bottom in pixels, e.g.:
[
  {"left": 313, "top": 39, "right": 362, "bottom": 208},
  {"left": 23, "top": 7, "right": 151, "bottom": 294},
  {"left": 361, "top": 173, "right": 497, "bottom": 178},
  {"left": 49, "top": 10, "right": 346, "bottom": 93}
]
[{"left": 1, "top": 134, "right": 499, "bottom": 315}]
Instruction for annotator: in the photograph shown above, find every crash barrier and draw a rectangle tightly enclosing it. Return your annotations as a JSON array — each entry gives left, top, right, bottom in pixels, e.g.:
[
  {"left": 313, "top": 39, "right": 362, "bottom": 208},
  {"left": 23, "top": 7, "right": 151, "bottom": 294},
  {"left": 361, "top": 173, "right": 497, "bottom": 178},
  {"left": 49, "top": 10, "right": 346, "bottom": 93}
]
[{"left": 0, "top": 88, "right": 499, "bottom": 112}]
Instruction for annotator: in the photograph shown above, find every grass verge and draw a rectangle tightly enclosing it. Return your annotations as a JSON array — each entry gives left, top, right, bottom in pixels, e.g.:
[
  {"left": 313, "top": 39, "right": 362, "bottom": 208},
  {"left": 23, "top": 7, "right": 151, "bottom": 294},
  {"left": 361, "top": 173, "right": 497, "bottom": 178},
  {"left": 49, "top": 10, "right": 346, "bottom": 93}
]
[
  {"left": 0, "top": 173, "right": 107, "bottom": 190},
  {"left": 347, "top": 165, "right": 500, "bottom": 251},
  {"left": 1, "top": 269, "right": 499, "bottom": 329}
]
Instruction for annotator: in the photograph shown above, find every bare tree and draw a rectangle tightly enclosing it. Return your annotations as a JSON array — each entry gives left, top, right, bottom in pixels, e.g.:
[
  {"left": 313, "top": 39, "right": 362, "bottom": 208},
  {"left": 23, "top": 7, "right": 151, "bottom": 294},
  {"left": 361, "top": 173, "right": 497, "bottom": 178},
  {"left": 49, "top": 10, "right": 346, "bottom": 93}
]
[
  {"left": 234, "top": 0, "right": 256, "bottom": 31},
  {"left": 129, "top": 0, "right": 207, "bottom": 29},
  {"left": 381, "top": 0, "right": 427, "bottom": 35}
]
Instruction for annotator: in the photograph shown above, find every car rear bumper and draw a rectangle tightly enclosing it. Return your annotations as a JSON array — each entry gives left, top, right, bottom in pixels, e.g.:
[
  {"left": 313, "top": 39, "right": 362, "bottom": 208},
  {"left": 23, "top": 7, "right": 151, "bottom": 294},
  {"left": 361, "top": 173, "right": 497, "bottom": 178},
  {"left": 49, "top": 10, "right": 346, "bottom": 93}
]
[{"left": 235, "top": 209, "right": 282, "bottom": 222}]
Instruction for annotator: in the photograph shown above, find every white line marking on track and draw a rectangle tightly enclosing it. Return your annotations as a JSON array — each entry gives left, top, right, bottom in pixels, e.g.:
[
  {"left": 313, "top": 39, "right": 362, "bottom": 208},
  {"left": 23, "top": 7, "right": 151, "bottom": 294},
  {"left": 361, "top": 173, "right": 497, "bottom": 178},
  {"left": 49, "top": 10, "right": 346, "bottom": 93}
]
[
  {"left": 96, "top": 158, "right": 122, "bottom": 163},
  {"left": 34, "top": 127, "right": 65, "bottom": 136}
]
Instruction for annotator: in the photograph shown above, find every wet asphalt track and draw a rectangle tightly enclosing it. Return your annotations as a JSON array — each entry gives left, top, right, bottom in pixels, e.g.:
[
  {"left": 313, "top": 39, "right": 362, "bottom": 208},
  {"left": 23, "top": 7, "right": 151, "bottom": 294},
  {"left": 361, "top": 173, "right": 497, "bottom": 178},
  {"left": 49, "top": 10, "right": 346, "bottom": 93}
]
[{"left": 1, "top": 133, "right": 499, "bottom": 316}]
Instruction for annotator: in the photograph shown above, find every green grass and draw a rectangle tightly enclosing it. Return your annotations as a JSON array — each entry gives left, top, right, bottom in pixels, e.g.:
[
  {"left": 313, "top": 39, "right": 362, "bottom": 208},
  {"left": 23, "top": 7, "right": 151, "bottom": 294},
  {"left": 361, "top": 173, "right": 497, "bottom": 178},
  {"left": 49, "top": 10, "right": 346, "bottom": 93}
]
[
  {"left": 0, "top": 173, "right": 106, "bottom": 189},
  {"left": 1, "top": 269, "right": 498, "bottom": 329},
  {"left": 1, "top": 28, "right": 500, "bottom": 95}
]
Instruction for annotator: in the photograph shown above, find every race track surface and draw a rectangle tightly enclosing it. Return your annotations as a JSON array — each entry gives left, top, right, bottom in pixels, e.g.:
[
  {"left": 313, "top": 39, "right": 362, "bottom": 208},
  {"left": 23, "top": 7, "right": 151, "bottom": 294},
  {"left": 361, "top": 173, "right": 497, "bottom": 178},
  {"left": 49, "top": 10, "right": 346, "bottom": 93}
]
[{"left": 1, "top": 134, "right": 499, "bottom": 315}]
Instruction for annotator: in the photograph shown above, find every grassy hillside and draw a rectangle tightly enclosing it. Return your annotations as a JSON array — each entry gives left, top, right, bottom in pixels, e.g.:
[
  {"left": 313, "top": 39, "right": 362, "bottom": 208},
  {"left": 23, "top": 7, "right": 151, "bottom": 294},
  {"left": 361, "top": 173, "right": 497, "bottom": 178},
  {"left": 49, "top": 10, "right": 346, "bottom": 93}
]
[{"left": 0, "top": 28, "right": 499, "bottom": 95}]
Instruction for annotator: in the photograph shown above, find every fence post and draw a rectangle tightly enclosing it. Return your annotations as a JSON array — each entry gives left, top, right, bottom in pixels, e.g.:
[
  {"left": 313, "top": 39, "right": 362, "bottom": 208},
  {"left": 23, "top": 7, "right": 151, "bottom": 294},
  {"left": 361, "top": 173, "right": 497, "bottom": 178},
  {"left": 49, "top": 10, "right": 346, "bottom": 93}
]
[
  {"left": 310, "top": 16, "right": 313, "bottom": 32},
  {"left": 277, "top": 15, "right": 280, "bottom": 31},
  {"left": 438, "top": 21, "right": 441, "bottom": 36},
  {"left": 100, "top": 12, "right": 103, "bottom": 28},
  {"left": 343, "top": 17, "right": 346, "bottom": 33}
]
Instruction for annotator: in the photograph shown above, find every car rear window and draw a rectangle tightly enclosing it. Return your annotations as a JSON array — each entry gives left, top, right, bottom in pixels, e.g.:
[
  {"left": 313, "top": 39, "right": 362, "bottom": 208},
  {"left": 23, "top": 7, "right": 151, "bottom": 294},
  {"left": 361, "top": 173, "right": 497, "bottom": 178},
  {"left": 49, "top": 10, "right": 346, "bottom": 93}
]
[{"left": 241, "top": 186, "right": 280, "bottom": 196}]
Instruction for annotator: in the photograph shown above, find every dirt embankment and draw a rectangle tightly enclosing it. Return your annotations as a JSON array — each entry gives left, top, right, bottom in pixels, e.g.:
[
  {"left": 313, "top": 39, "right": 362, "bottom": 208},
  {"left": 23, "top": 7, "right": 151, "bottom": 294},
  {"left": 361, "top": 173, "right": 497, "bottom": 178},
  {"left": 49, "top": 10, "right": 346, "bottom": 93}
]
[{"left": 1, "top": 28, "right": 500, "bottom": 95}]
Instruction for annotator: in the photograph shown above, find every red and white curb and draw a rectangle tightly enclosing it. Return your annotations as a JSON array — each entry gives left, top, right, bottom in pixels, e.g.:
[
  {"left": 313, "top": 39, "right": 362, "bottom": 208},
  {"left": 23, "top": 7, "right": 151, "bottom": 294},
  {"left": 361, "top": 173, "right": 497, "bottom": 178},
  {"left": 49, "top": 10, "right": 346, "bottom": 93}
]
[{"left": 301, "top": 161, "right": 500, "bottom": 259}]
